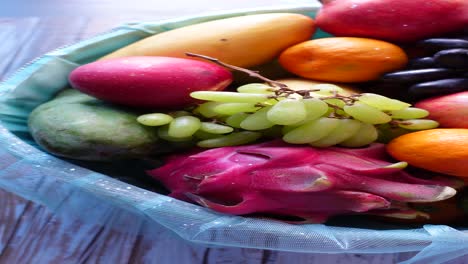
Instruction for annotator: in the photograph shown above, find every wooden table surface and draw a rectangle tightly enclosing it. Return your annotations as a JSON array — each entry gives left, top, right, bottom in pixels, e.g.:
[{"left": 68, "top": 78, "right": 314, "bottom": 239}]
[{"left": 0, "top": 1, "right": 467, "bottom": 263}]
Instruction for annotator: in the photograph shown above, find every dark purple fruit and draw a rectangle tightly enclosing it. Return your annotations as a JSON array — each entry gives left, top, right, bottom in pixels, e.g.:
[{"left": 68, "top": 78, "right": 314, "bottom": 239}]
[
  {"left": 434, "top": 49, "right": 468, "bottom": 69},
  {"left": 406, "top": 57, "right": 435, "bottom": 69},
  {"left": 408, "top": 78, "right": 468, "bottom": 98},
  {"left": 380, "top": 68, "right": 459, "bottom": 83},
  {"left": 418, "top": 38, "right": 468, "bottom": 53}
]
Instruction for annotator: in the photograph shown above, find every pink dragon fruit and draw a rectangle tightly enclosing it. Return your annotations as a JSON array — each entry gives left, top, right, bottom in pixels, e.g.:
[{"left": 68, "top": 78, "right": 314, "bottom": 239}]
[{"left": 148, "top": 140, "right": 461, "bottom": 223}]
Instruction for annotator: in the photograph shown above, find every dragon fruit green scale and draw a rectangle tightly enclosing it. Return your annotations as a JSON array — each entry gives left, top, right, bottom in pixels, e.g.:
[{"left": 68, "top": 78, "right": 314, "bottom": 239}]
[{"left": 148, "top": 140, "right": 457, "bottom": 223}]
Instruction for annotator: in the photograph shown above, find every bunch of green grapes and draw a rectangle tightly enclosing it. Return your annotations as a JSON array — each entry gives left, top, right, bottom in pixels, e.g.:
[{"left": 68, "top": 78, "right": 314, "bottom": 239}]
[
  {"left": 137, "top": 110, "right": 261, "bottom": 148},
  {"left": 137, "top": 83, "right": 438, "bottom": 148}
]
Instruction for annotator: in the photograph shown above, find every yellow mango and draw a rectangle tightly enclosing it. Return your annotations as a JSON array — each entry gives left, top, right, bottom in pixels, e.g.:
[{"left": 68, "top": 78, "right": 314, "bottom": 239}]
[{"left": 101, "top": 13, "right": 316, "bottom": 68}]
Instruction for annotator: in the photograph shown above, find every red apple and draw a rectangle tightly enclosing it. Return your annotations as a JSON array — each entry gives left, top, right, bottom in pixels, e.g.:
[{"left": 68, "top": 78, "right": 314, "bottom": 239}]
[
  {"left": 69, "top": 56, "right": 233, "bottom": 109},
  {"left": 415, "top": 91, "right": 468, "bottom": 128},
  {"left": 316, "top": 0, "right": 468, "bottom": 43}
]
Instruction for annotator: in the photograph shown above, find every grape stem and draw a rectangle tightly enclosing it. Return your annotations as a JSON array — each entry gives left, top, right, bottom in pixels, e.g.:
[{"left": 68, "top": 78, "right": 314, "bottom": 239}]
[
  {"left": 185, "top": 52, "right": 289, "bottom": 90},
  {"left": 319, "top": 94, "right": 360, "bottom": 105},
  {"left": 185, "top": 52, "right": 364, "bottom": 120}
]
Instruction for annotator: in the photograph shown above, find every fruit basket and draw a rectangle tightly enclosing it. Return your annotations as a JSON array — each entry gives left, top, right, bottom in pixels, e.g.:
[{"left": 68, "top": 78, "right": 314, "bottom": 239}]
[{"left": 0, "top": 5, "right": 467, "bottom": 264}]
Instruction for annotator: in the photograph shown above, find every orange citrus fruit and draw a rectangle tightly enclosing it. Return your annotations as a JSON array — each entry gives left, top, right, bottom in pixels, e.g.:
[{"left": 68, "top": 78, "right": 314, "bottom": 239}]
[
  {"left": 386, "top": 129, "right": 468, "bottom": 178},
  {"left": 278, "top": 37, "right": 408, "bottom": 83}
]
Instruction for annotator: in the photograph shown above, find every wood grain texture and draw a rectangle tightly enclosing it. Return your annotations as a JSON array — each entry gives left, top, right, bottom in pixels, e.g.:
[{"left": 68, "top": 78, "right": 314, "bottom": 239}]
[
  {"left": 0, "top": 187, "right": 466, "bottom": 263},
  {"left": 0, "top": 3, "right": 467, "bottom": 263}
]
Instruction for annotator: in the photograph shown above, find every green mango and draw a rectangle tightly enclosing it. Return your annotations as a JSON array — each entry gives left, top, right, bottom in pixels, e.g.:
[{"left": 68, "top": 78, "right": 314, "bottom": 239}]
[{"left": 28, "top": 89, "right": 160, "bottom": 161}]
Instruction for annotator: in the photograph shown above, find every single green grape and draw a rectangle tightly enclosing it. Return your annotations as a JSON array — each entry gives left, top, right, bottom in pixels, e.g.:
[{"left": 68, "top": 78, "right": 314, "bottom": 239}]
[
  {"left": 397, "top": 119, "right": 439, "bottom": 130},
  {"left": 389, "top": 107, "right": 429, "bottom": 119},
  {"left": 266, "top": 99, "right": 307, "bottom": 125},
  {"left": 137, "top": 113, "right": 173, "bottom": 126},
  {"left": 301, "top": 98, "right": 329, "bottom": 123},
  {"left": 237, "top": 83, "right": 274, "bottom": 94},
  {"left": 168, "top": 116, "right": 201, "bottom": 138},
  {"left": 191, "top": 91, "right": 269, "bottom": 103},
  {"left": 339, "top": 123, "right": 378, "bottom": 147},
  {"left": 240, "top": 106, "right": 275, "bottom": 130},
  {"left": 158, "top": 126, "right": 193, "bottom": 142},
  {"left": 199, "top": 122, "right": 234, "bottom": 134},
  {"left": 309, "top": 119, "right": 362, "bottom": 147},
  {"left": 283, "top": 117, "right": 340, "bottom": 144},
  {"left": 343, "top": 102, "right": 392, "bottom": 124},
  {"left": 358, "top": 93, "right": 410, "bottom": 111},
  {"left": 194, "top": 102, "right": 222, "bottom": 118},
  {"left": 213, "top": 102, "right": 260, "bottom": 115}
]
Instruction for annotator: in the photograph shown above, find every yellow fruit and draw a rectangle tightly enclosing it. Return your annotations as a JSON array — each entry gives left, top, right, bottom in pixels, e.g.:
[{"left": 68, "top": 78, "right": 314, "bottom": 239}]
[{"left": 101, "top": 13, "right": 316, "bottom": 68}]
